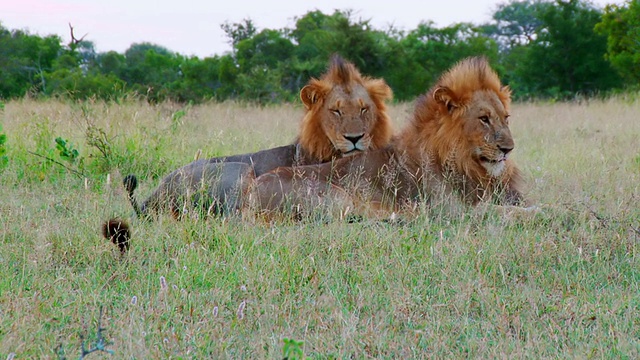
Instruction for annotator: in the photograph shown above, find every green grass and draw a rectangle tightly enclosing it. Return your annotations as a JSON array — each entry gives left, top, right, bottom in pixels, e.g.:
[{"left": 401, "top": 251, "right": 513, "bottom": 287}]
[{"left": 0, "top": 98, "right": 638, "bottom": 358}]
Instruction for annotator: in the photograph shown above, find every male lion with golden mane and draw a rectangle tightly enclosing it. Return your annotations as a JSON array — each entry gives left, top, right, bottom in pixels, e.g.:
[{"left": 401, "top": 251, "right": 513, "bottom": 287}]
[
  {"left": 192, "top": 53, "right": 394, "bottom": 176},
  {"left": 250, "top": 57, "right": 525, "bottom": 220},
  {"left": 103, "top": 55, "right": 394, "bottom": 248}
]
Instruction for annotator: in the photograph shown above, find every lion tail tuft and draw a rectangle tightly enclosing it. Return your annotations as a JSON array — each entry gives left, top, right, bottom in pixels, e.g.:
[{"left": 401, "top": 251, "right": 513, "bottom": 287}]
[{"left": 102, "top": 218, "right": 131, "bottom": 254}]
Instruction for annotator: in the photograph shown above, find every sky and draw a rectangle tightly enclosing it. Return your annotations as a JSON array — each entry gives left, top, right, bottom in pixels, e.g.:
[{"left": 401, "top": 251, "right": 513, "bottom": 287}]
[{"left": 1, "top": 0, "right": 624, "bottom": 58}]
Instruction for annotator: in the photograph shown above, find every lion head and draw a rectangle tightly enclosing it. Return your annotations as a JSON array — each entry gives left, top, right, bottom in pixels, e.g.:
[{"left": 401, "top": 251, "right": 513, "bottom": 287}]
[
  {"left": 401, "top": 56, "right": 522, "bottom": 204},
  {"left": 297, "top": 55, "right": 393, "bottom": 161}
]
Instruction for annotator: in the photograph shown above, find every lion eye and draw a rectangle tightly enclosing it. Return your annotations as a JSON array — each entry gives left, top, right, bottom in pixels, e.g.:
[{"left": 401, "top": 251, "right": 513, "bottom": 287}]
[
  {"left": 479, "top": 115, "right": 490, "bottom": 125},
  {"left": 360, "top": 107, "right": 368, "bottom": 115},
  {"left": 331, "top": 109, "right": 342, "bottom": 117}
]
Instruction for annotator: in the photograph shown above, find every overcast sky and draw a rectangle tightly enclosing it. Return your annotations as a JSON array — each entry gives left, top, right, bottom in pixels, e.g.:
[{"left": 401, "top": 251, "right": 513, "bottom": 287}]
[{"left": 2, "top": 0, "right": 623, "bottom": 58}]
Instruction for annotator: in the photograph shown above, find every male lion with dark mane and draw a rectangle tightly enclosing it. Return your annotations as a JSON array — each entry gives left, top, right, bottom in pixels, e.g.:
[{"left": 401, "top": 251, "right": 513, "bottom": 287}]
[
  {"left": 103, "top": 55, "right": 393, "bottom": 249},
  {"left": 249, "top": 57, "right": 525, "bottom": 220}
]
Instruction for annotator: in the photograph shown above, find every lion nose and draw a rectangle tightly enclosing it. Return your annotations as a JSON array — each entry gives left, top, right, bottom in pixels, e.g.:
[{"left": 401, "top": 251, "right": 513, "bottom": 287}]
[
  {"left": 344, "top": 134, "right": 364, "bottom": 146},
  {"left": 499, "top": 145, "right": 513, "bottom": 155}
]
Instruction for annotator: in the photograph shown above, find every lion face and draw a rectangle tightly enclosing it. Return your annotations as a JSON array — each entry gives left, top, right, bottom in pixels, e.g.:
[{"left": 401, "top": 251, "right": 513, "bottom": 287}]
[
  {"left": 428, "top": 67, "right": 514, "bottom": 180},
  {"left": 316, "top": 84, "right": 380, "bottom": 156},
  {"left": 298, "top": 55, "right": 393, "bottom": 162},
  {"left": 463, "top": 90, "right": 514, "bottom": 178}
]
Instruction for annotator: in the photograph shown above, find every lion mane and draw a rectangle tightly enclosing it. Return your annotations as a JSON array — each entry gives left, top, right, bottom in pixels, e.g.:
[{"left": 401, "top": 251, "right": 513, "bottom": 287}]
[
  {"left": 251, "top": 56, "right": 524, "bottom": 218},
  {"left": 398, "top": 56, "right": 523, "bottom": 205}
]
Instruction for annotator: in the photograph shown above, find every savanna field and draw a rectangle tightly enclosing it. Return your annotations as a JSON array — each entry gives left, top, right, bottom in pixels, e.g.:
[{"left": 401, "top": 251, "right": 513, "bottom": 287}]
[{"left": 0, "top": 97, "right": 639, "bottom": 358}]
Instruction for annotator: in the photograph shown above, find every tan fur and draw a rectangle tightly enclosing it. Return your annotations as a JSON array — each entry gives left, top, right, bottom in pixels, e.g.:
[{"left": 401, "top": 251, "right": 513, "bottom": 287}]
[{"left": 250, "top": 57, "right": 524, "bottom": 220}]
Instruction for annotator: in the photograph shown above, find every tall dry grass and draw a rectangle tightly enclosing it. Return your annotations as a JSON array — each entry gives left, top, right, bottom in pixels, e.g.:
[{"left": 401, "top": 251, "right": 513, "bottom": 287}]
[{"left": 0, "top": 97, "right": 638, "bottom": 358}]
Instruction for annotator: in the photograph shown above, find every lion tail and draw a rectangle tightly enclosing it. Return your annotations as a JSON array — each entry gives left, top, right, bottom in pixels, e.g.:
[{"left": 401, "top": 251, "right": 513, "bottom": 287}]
[
  {"left": 123, "top": 174, "right": 143, "bottom": 217},
  {"left": 102, "top": 218, "right": 131, "bottom": 254}
]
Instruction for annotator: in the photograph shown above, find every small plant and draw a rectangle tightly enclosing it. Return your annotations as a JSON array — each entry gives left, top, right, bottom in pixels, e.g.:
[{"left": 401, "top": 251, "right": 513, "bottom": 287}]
[
  {"left": 0, "top": 125, "right": 8, "bottom": 168},
  {"left": 57, "top": 307, "right": 114, "bottom": 359},
  {"left": 55, "top": 137, "right": 80, "bottom": 163},
  {"left": 282, "top": 338, "right": 309, "bottom": 360},
  {"left": 171, "top": 102, "right": 192, "bottom": 130},
  {"left": 85, "top": 123, "right": 115, "bottom": 172},
  {"left": 27, "top": 135, "right": 87, "bottom": 179},
  {"left": 172, "top": 108, "right": 187, "bottom": 123}
]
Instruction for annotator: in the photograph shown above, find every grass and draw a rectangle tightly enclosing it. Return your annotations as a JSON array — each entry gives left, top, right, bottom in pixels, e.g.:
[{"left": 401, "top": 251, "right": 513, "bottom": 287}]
[{"left": 0, "top": 97, "right": 638, "bottom": 358}]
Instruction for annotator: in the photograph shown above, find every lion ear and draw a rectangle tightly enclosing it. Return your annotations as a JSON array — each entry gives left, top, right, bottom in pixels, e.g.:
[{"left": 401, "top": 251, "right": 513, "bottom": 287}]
[
  {"left": 433, "top": 86, "right": 458, "bottom": 113},
  {"left": 300, "top": 85, "right": 321, "bottom": 109}
]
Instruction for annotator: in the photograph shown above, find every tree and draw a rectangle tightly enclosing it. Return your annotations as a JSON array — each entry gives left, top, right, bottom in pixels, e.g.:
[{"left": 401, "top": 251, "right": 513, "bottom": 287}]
[
  {"left": 221, "top": 18, "right": 257, "bottom": 50},
  {"left": 595, "top": 0, "right": 640, "bottom": 85},
  {"left": 118, "top": 43, "right": 182, "bottom": 101},
  {"left": 44, "top": 68, "right": 125, "bottom": 100},
  {"left": 0, "top": 24, "right": 62, "bottom": 98},
  {"left": 397, "top": 21, "right": 499, "bottom": 98},
  {"left": 291, "top": 10, "right": 392, "bottom": 80},
  {"left": 216, "top": 54, "right": 240, "bottom": 100},
  {"left": 322, "top": 10, "right": 388, "bottom": 76},
  {"left": 486, "top": 0, "right": 552, "bottom": 50},
  {"left": 234, "top": 29, "right": 297, "bottom": 97},
  {"left": 171, "top": 55, "right": 240, "bottom": 102},
  {"left": 0, "top": 5, "right": 633, "bottom": 103},
  {"left": 235, "top": 29, "right": 294, "bottom": 71},
  {"left": 515, "top": 0, "right": 622, "bottom": 98},
  {"left": 95, "top": 51, "right": 126, "bottom": 76},
  {"left": 481, "top": 0, "right": 553, "bottom": 94}
]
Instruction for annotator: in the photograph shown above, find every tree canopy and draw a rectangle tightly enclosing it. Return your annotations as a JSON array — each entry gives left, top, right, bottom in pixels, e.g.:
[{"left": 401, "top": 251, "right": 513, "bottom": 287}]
[
  {"left": 0, "top": 1, "right": 636, "bottom": 103},
  {"left": 595, "top": 0, "right": 640, "bottom": 84}
]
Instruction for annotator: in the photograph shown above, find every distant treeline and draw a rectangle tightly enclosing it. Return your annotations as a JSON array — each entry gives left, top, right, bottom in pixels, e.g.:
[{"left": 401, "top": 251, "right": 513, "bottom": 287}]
[{"left": 1, "top": 0, "right": 638, "bottom": 103}]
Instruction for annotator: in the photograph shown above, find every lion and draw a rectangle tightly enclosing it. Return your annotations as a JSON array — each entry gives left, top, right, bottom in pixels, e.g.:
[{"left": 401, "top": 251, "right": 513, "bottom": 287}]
[
  {"left": 250, "top": 57, "right": 524, "bottom": 220},
  {"left": 102, "top": 55, "right": 394, "bottom": 249}
]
